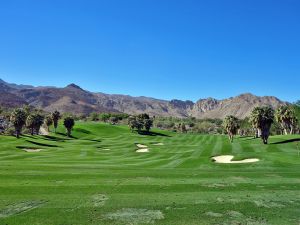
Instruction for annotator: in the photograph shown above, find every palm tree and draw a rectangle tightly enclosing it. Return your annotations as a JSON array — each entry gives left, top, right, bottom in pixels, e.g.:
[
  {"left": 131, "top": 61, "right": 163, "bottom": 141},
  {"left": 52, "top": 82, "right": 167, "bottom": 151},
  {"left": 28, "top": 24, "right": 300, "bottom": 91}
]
[
  {"left": 128, "top": 116, "right": 137, "bottom": 132},
  {"left": 10, "top": 108, "right": 27, "bottom": 138},
  {"left": 26, "top": 114, "right": 36, "bottom": 135},
  {"left": 144, "top": 118, "right": 153, "bottom": 132},
  {"left": 52, "top": 111, "right": 61, "bottom": 133},
  {"left": 128, "top": 116, "right": 143, "bottom": 132},
  {"left": 249, "top": 107, "right": 263, "bottom": 138},
  {"left": 275, "top": 106, "right": 298, "bottom": 135},
  {"left": 26, "top": 113, "right": 45, "bottom": 135},
  {"left": 64, "top": 117, "right": 75, "bottom": 137},
  {"left": 250, "top": 106, "right": 274, "bottom": 144},
  {"left": 34, "top": 114, "right": 44, "bottom": 135},
  {"left": 180, "top": 123, "right": 187, "bottom": 133},
  {"left": 222, "top": 115, "right": 240, "bottom": 143},
  {"left": 44, "top": 115, "right": 53, "bottom": 132}
]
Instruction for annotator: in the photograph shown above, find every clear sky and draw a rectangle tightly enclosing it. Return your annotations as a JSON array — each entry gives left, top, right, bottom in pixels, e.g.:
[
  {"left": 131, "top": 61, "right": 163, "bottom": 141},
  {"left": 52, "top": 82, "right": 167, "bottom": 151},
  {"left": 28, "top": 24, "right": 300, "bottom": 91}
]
[{"left": 0, "top": 0, "right": 299, "bottom": 102}]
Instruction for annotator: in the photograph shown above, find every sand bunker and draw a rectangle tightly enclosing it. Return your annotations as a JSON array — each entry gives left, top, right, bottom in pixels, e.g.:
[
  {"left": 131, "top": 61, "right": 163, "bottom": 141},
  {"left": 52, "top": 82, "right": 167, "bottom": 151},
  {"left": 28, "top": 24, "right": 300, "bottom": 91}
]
[
  {"left": 152, "top": 143, "right": 164, "bottom": 146},
  {"left": 23, "top": 149, "right": 42, "bottom": 153},
  {"left": 136, "top": 144, "right": 148, "bottom": 148},
  {"left": 136, "top": 149, "right": 149, "bottom": 153},
  {"left": 212, "top": 155, "right": 259, "bottom": 164},
  {"left": 136, "top": 144, "right": 149, "bottom": 153}
]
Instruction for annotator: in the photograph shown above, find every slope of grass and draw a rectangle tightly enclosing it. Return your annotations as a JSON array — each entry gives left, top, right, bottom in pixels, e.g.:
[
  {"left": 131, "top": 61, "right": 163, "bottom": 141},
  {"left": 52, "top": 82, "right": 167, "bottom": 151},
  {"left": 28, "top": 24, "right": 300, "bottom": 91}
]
[{"left": 0, "top": 122, "right": 299, "bottom": 225}]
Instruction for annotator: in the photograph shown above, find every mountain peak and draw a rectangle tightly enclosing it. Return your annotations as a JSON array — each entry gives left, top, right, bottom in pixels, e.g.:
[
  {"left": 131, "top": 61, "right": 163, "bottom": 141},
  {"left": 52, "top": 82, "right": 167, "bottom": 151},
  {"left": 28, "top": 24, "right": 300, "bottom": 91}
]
[
  {"left": 237, "top": 93, "right": 256, "bottom": 98},
  {"left": 65, "top": 83, "right": 82, "bottom": 90}
]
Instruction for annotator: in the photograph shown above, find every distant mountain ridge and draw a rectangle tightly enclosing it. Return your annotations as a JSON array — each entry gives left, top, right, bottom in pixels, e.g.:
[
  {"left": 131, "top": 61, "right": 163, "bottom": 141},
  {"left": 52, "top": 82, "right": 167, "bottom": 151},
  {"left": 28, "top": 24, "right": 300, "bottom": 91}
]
[{"left": 0, "top": 79, "right": 288, "bottom": 119}]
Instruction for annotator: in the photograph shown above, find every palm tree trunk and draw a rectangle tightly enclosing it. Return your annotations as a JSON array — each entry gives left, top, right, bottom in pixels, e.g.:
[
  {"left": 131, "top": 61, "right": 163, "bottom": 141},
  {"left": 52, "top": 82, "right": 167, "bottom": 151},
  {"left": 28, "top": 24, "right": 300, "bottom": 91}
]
[
  {"left": 16, "top": 127, "right": 20, "bottom": 138},
  {"left": 67, "top": 128, "right": 71, "bottom": 137}
]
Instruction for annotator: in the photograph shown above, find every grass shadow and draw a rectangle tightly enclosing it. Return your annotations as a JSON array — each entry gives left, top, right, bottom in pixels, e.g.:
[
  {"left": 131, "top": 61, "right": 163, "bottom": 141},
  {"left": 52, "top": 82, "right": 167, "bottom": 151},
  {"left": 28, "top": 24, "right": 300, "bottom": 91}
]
[
  {"left": 16, "top": 146, "right": 41, "bottom": 150},
  {"left": 26, "top": 140, "right": 59, "bottom": 147},
  {"left": 88, "top": 139, "right": 102, "bottom": 143},
  {"left": 137, "top": 131, "right": 171, "bottom": 137},
  {"left": 56, "top": 132, "right": 78, "bottom": 139},
  {"left": 40, "top": 135, "right": 68, "bottom": 142},
  {"left": 271, "top": 138, "right": 300, "bottom": 145},
  {"left": 74, "top": 128, "right": 91, "bottom": 134}
]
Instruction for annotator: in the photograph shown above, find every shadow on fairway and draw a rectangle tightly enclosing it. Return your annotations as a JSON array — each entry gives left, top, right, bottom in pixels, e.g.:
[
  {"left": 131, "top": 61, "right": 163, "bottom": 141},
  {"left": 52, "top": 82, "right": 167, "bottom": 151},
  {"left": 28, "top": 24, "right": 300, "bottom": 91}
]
[
  {"left": 74, "top": 128, "right": 91, "bottom": 134},
  {"left": 88, "top": 139, "right": 102, "bottom": 143},
  {"left": 41, "top": 135, "right": 68, "bottom": 142},
  {"left": 26, "top": 140, "right": 59, "bottom": 147},
  {"left": 271, "top": 138, "right": 300, "bottom": 145},
  {"left": 56, "top": 132, "right": 78, "bottom": 139},
  {"left": 138, "top": 131, "right": 171, "bottom": 137}
]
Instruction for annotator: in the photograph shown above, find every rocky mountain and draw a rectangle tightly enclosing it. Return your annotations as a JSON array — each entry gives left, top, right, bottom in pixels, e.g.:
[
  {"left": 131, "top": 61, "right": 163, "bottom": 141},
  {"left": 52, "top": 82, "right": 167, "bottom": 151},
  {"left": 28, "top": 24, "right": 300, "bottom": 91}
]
[{"left": 0, "top": 79, "right": 288, "bottom": 119}]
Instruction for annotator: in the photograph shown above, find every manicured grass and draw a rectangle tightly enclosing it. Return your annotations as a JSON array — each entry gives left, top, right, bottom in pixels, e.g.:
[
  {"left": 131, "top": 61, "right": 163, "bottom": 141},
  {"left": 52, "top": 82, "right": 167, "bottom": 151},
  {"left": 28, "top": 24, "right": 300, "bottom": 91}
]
[{"left": 0, "top": 122, "right": 299, "bottom": 225}]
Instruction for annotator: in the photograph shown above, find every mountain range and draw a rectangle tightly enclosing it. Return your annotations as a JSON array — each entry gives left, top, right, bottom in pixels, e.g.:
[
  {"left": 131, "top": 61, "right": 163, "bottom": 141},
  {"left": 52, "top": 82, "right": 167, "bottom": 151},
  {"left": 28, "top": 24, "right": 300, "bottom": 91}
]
[{"left": 0, "top": 79, "right": 287, "bottom": 119}]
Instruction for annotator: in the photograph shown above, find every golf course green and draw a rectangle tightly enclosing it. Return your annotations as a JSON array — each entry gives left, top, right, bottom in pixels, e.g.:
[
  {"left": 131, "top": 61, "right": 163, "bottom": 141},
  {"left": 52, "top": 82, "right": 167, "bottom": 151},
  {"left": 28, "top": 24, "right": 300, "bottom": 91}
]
[{"left": 0, "top": 122, "right": 299, "bottom": 225}]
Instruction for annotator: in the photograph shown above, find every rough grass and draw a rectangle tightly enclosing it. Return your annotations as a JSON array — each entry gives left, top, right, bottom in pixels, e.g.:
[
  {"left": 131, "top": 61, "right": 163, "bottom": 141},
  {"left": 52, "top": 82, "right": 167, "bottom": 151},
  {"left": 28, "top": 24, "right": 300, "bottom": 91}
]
[{"left": 0, "top": 122, "right": 299, "bottom": 225}]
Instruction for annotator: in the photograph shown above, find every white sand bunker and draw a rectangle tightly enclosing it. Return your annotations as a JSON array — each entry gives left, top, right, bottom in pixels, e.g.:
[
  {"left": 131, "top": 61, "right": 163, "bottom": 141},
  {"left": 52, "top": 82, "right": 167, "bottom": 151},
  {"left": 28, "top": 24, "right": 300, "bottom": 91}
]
[
  {"left": 104, "top": 208, "right": 164, "bottom": 224},
  {"left": 212, "top": 155, "right": 259, "bottom": 164},
  {"left": 136, "top": 149, "right": 149, "bottom": 153},
  {"left": 136, "top": 144, "right": 148, "bottom": 148},
  {"left": 23, "top": 149, "right": 42, "bottom": 153},
  {"left": 136, "top": 144, "right": 149, "bottom": 153},
  {"left": 152, "top": 143, "right": 164, "bottom": 146}
]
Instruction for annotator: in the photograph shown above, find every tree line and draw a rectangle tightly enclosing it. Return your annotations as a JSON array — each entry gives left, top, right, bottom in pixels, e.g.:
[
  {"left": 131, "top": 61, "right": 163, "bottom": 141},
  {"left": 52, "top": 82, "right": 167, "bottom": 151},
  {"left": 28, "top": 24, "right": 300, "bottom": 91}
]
[
  {"left": 0, "top": 102, "right": 299, "bottom": 143},
  {"left": 0, "top": 106, "right": 75, "bottom": 138},
  {"left": 223, "top": 105, "right": 299, "bottom": 144}
]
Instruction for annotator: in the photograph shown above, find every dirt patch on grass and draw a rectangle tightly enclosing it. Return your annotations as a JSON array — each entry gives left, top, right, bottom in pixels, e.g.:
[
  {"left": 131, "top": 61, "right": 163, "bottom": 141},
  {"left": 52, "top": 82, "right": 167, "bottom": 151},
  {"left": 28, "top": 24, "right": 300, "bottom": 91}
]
[
  {"left": 205, "top": 211, "right": 223, "bottom": 218},
  {"left": 0, "top": 200, "right": 46, "bottom": 218},
  {"left": 104, "top": 208, "right": 164, "bottom": 224},
  {"left": 203, "top": 183, "right": 235, "bottom": 188},
  {"left": 92, "top": 194, "right": 109, "bottom": 207},
  {"left": 227, "top": 210, "right": 244, "bottom": 218},
  {"left": 212, "top": 155, "right": 259, "bottom": 164},
  {"left": 205, "top": 210, "right": 269, "bottom": 225},
  {"left": 254, "top": 200, "right": 285, "bottom": 208}
]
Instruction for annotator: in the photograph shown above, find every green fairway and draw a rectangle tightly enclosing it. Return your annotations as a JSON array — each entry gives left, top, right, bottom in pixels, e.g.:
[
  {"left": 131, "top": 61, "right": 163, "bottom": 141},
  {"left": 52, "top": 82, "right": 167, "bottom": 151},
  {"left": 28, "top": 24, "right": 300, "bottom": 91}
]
[{"left": 0, "top": 122, "right": 299, "bottom": 225}]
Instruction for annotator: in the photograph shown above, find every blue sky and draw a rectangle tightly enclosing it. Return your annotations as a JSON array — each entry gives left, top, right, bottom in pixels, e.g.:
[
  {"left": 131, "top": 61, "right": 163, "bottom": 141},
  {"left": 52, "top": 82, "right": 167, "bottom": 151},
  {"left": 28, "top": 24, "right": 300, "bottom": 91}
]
[{"left": 0, "top": 0, "right": 299, "bottom": 102}]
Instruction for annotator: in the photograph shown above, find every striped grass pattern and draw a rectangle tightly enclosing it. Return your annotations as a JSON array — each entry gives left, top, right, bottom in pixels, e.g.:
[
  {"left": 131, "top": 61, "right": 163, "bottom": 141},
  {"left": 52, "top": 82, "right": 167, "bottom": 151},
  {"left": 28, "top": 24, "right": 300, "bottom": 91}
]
[{"left": 0, "top": 122, "right": 299, "bottom": 225}]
